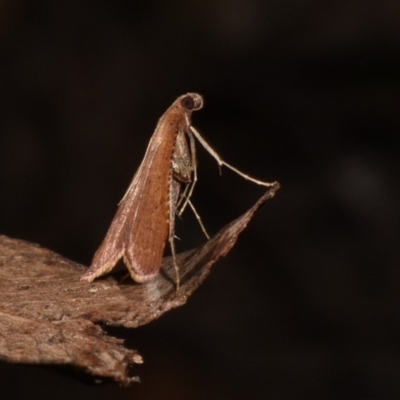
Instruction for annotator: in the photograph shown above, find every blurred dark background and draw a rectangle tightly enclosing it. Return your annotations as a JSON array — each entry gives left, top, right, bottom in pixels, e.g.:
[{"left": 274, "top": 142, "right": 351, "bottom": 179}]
[{"left": 1, "top": 1, "right": 400, "bottom": 399}]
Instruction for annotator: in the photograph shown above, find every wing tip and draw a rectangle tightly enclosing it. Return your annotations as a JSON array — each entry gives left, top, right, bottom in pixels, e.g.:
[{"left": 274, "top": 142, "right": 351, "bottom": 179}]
[
  {"left": 122, "top": 254, "right": 159, "bottom": 283},
  {"left": 80, "top": 251, "right": 124, "bottom": 283}
]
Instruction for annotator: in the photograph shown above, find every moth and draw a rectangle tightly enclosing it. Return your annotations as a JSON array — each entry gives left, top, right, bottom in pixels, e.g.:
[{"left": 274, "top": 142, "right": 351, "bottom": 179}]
[{"left": 81, "top": 93, "right": 276, "bottom": 287}]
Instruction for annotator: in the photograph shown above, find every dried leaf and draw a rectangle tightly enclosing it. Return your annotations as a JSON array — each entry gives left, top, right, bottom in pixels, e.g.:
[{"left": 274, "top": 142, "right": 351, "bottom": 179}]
[{"left": 0, "top": 183, "right": 280, "bottom": 384}]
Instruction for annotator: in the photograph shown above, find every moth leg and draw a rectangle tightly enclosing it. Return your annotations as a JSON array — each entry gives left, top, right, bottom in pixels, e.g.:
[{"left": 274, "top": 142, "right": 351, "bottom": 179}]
[
  {"left": 187, "top": 199, "right": 210, "bottom": 239},
  {"left": 169, "top": 178, "right": 181, "bottom": 290},
  {"left": 177, "top": 129, "right": 198, "bottom": 215},
  {"left": 175, "top": 181, "right": 191, "bottom": 213},
  {"left": 190, "top": 126, "right": 278, "bottom": 187}
]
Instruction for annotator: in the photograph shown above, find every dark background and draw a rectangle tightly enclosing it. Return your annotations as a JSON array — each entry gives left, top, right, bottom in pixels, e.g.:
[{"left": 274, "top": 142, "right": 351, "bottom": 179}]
[{"left": 1, "top": 1, "right": 400, "bottom": 399}]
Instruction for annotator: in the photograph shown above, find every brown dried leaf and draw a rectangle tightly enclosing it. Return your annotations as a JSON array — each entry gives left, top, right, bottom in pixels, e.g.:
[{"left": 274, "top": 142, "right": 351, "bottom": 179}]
[{"left": 0, "top": 183, "right": 280, "bottom": 384}]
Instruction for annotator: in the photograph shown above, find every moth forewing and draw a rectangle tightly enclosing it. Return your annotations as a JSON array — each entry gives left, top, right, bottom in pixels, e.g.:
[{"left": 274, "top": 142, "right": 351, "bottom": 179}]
[{"left": 81, "top": 93, "right": 204, "bottom": 284}]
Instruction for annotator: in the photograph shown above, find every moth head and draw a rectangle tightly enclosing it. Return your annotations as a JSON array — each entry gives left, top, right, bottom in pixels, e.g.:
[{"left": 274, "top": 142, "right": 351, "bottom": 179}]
[{"left": 180, "top": 93, "right": 203, "bottom": 111}]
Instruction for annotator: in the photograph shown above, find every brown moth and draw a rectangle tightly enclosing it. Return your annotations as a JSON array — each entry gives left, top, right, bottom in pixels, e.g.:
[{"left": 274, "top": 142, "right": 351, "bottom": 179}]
[
  {"left": 81, "top": 93, "right": 202, "bottom": 286},
  {"left": 81, "top": 93, "right": 276, "bottom": 287}
]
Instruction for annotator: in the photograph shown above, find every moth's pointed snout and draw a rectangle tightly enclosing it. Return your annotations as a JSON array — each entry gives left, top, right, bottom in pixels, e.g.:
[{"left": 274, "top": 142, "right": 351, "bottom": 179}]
[{"left": 191, "top": 93, "right": 203, "bottom": 110}]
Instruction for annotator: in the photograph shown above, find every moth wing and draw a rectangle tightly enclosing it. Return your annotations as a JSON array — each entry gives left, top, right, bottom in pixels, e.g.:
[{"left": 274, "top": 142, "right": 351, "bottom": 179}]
[
  {"left": 81, "top": 120, "right": 182, "bottom": 283},
  {"left": 81, "top": 93, "right": 201, "bottom": 283},
  {"left": 80, "top": 186, "right": 137, "bottom": 282},
  {"left": 122, "top": 151, "right": 172, "bottom": 282}
]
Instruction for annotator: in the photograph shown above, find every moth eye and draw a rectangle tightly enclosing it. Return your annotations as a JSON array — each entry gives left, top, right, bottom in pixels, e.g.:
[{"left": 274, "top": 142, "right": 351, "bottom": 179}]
[{"left": 180, "top": 95, "right": 195, "bottom": 110}]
